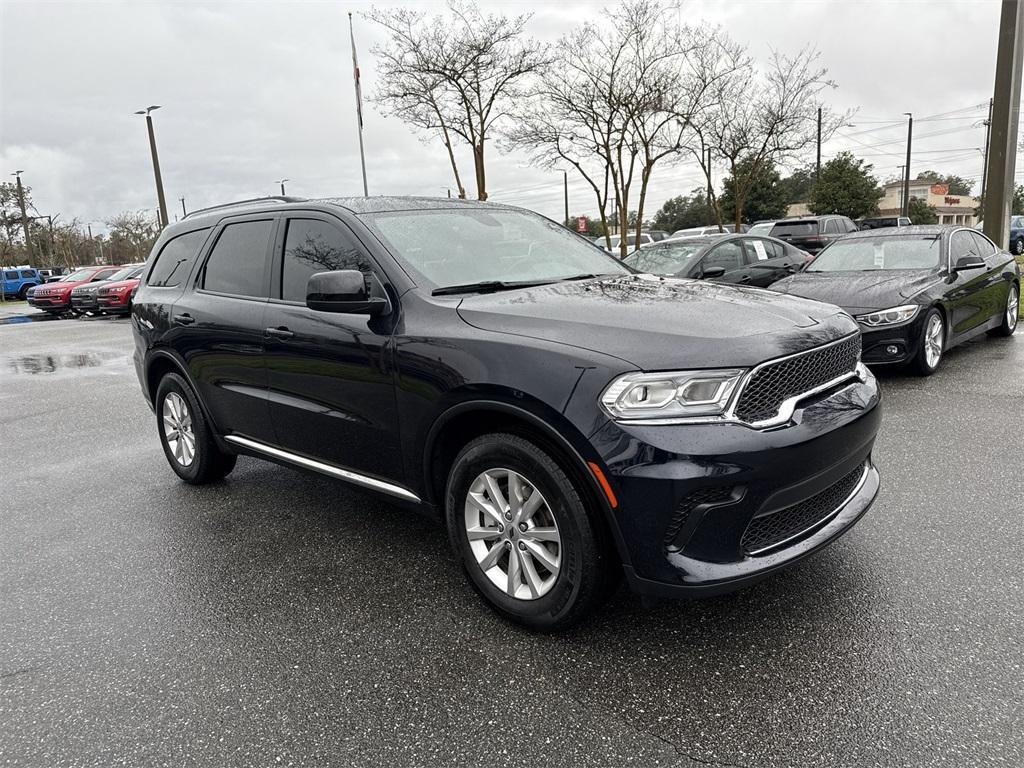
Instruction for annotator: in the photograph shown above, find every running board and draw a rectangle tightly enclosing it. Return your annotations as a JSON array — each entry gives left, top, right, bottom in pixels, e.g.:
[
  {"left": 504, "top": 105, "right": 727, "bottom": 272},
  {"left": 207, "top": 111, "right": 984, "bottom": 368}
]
[{"left": 224, "top": 434, "right": 421, "bottom": 503}]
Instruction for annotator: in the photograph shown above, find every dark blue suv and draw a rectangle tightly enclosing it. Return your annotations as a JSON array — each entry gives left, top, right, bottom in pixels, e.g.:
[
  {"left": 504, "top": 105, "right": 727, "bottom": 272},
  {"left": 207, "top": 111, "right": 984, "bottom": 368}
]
[{"left": 132, "top": 197, "right": 882, "bottom": 630}]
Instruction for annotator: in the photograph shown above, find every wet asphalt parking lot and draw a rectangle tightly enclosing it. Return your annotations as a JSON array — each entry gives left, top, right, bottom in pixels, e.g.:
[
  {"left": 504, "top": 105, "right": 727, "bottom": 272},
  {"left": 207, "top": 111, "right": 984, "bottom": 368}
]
[{"left": 0, "top": 313, "right": 1021, "bottom": 768}]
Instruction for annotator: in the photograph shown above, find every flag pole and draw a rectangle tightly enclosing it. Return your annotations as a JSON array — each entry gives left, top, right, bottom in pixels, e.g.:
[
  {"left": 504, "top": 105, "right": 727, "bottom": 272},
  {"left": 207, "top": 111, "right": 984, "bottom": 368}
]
[{"left": 348, "top": 12, "right": 369, "bottom": 197}]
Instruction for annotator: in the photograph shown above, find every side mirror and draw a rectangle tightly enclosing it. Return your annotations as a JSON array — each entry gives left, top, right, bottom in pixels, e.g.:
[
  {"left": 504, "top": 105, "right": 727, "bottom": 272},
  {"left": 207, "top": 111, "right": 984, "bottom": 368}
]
[
  {"left": 953, "top": 255, "right": 986, "bottom": 272},
  {"left": 306, "top": 270, "right": 390, "bottom": 315},
  {"left": 701, "top": 266, "right": 727, "bottom": 279}
]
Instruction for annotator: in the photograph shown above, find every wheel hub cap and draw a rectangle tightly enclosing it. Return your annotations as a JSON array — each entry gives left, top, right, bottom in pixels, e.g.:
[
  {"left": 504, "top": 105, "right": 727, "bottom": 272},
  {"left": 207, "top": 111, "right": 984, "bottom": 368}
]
[
  {"left": 162, "top": 392, "right": 196, "bottom": 467},
  {"left": 1008, "top": 286, "right": 1019, "bottom": 329},
  {"left": 463, "top": 468, "right": 562, "bottom": 601},
  {"left": 924, "top": 315, "right": 943, "bottom": 368}
]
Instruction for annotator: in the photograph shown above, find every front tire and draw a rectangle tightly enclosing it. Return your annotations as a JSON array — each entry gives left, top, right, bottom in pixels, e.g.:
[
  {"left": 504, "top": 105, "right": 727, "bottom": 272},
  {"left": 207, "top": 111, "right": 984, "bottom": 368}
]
[
  {"left": 445, "top": 433, "right": 618, "bottom": 631},
  {"left": 155, "top": 372, "right": 237, "bottom": 484},
  {"left": 1014, "top": 237, "right": 1024, "bottom": 256},
  {"left": 910, "top": 308, "right": 945, "bottom": 376}
]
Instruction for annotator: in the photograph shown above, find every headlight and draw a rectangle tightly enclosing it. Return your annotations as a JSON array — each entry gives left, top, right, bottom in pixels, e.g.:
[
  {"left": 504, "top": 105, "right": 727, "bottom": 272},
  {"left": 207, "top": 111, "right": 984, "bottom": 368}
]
[
  {"left": 601, "top": 369, "right": 745, "bottom": 420},
  {"left": 855, "top": 305, "right": 920, "bottom": 327}
]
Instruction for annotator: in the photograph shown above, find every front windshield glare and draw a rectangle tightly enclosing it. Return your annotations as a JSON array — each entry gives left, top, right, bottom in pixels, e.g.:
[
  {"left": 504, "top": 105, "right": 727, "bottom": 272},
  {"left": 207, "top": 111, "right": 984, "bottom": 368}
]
[
  {"left": 808, "top": 236, "right": 942, "bottom": 271},
  {"left": 364, "top": 209, "right": 630, "bottom": 289},
  {"left": 624, "top": 243, "right": 703, "bottom": 274}
]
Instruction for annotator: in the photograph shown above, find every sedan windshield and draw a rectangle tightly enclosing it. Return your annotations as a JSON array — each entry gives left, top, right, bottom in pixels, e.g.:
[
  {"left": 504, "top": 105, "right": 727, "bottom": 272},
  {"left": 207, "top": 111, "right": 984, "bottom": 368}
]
[
  {"left": 623, "top": 242, "right": 704, "bottom": 274},
  {"left": 807, "top": 235, "right": 942, "bottom": 271},
  {"left": 363, "top": 208, "right": 629, "bottom": 291}
]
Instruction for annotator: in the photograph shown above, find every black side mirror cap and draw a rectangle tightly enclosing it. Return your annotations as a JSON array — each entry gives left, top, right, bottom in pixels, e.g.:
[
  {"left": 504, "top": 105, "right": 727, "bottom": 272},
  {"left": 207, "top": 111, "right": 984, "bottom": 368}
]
[
  {"left": 953, "top": 255, "right": 986, "bottom": 272},
  {"left": 306, "top": 270, "right": 390, "bottom": 315},
  {"left": 701, "top": 266, "right": 727, "bottom": 279}
]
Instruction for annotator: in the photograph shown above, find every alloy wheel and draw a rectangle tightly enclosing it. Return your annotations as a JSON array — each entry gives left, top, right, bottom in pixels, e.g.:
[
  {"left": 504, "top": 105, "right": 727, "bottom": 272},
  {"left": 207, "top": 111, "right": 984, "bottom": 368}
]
[
  {"left": 162, "top": 392, "right": 196, "bottom": 467},
  {"left": 1007, "top": 285, "right": 1019, "bottom": 330},
  {"left": 924, "top": 313, "right": 944, "bottom": 369},
  {"left": 463, "top": 468, "right": 562, "bottom": 600}
]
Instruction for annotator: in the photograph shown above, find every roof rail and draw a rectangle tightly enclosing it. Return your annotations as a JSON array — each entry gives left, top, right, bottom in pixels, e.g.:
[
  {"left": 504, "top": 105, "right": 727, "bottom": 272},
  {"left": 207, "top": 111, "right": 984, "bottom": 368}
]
[{"left": 182, "top": 196, "right": 307, "bottom": 220}]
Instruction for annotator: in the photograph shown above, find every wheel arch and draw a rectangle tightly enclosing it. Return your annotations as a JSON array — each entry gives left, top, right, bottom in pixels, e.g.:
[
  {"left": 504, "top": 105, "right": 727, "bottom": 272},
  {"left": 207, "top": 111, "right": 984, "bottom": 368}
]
[
  {"left": 422, "top": 399, "right": 630, "bottom": 569},
  {"left": 145, "top": 349, "right": 225, "bottom": 440}
]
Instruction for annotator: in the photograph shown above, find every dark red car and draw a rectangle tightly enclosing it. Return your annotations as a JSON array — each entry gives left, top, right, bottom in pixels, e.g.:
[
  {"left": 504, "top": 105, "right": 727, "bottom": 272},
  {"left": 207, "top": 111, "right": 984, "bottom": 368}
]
[
  {"left": 96, "top": 265, "right": 146, "bottom": 315},
  {"left": 27, "top": 265, "right": 123, "bottom": 315}
]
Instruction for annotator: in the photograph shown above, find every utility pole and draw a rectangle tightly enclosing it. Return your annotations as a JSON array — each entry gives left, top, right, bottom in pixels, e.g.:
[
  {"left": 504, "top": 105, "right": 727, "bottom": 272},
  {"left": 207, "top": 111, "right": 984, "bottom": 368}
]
[
  {"left": 180, "top": 197, "right": 187, "bottom": 217},
  {"left": 134, "top": 106, "right": 168, "bottom": 228},
  {"left": 562, "top": 170, "right": 569, "bottom": 228},
  {"left": 902, "top": 113, "right": 913, "bottom": 217},
  {"left": 983, "top": 0, "right": 1024, "bottom": 248},
  {"left": 274, "top": 179, "right": 289, "bottom": 196},
  {"left": 981, "top": 98, "right": 994, "bottom": 200},
  {"left": 11, "top": 171, "right": 34, "bottom": 263},
  {"left": 816, "top": 107, "right": 822, "bottom": 178}
]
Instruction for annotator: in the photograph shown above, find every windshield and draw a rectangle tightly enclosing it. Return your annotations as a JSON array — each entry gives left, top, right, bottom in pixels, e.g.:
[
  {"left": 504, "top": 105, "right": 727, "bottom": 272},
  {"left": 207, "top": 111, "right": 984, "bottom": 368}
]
[
  {"left": 623, "top": 242, "right": 704, "bottom": 274},
  {"left": 807, "top": 236, "right": 942, "bottom": 271},
  {"left": 363, "top": 208, "right": 629, "bottom": 291},
  {"left": 62, "top": 269, "right": 95, "bottom": 282},
  {"left": 106, "top": 266, "right": 139, "bottom": 282}
]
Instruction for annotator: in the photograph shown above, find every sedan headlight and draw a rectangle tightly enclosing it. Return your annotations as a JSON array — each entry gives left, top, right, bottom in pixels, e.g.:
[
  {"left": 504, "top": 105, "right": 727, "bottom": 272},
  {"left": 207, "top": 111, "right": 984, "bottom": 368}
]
[
  {"left": 855, "top": 305, "right": 920, "bottom": 327},
  {"left": 601, "top": 369, "right": 745, "bottom": 420}
]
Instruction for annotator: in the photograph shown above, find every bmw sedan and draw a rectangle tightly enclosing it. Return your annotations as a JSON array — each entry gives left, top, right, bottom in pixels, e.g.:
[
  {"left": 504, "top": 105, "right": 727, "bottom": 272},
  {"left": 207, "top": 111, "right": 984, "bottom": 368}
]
[
  {"left": 771, "top": 226, "right": 1020, "bottom": 375},
  {"left": 622, "top": 233, "right": 809, "bottom": 288}
]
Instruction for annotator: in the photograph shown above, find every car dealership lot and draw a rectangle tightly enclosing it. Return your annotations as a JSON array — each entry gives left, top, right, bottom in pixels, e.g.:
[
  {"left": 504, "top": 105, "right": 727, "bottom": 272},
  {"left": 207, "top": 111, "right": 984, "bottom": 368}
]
[{"left": 1, "top": 318, "right": 1021, "bottom": 767}]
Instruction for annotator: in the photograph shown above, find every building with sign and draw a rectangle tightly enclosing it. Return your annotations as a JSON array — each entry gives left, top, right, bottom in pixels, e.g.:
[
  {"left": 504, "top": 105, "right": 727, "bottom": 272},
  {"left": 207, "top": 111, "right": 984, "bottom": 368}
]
[{"left": 877, "top": 181, "right": 979, "bottom": 226}]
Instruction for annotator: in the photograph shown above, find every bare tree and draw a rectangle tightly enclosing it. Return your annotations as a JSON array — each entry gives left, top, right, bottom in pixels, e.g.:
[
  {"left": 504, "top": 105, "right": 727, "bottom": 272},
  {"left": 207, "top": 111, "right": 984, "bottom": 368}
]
[
  {"left": 367, "top": 1, "right": 547, "bottom": 200},
  {"left": 506, "top": 0, "right": 743, "bottom": 258},
  {"left": 696, "top": 46, "right": 849, "bottom": 230},
  {"left": 105, "top": 211, "right": 160, "bottom": 263}
]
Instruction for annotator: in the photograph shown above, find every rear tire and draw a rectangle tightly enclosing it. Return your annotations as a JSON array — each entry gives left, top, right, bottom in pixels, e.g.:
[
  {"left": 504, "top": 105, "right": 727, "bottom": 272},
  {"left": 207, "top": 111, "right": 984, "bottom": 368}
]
[
  {"left": 1014, "top": 237, "right": 1023, "bottom": 256},
  {"left": 909, "top": 308, "right": 945, "bottom": 376},
  {"left": 445, "top": 433, "right": 619, "bottom": 632},
  {"left": 155, "top": 372, "right": 237, "bottom": 484},
  {"left": 988, "top": 282, "right": 1018, "bottom": 337}
]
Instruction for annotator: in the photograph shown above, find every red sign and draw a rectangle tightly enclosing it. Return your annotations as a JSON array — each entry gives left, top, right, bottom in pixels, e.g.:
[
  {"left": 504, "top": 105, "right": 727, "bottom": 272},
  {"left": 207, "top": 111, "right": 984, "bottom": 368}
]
[
  {"left": 930, "top": 183, "right": 949, "bottom": 195},
  {"left": 576, "top": 216, "right": 587, "bottom": 233},
  {"left": 944, "top": 196, "right": 961, "bottom": 206}
]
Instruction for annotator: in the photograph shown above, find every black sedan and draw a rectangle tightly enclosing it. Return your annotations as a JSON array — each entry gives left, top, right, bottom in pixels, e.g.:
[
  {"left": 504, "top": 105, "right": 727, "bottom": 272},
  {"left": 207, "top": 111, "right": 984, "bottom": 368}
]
[
  {"left": 621, "top": 233, "right": 809, "bottom": 288},
  {"left": 771, "top": 226, "right": 1020, "bottom": 375}
]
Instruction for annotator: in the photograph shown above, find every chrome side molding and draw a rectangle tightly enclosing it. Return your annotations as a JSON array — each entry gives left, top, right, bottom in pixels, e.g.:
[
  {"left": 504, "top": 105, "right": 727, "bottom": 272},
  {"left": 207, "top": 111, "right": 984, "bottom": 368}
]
[{"left": 224, "top": 434, "right": 421, "bottom": 503}]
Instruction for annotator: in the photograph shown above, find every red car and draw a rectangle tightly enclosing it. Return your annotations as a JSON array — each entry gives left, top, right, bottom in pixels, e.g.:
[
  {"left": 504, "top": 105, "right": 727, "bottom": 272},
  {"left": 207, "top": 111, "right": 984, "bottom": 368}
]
[
  {"left": 96, "top": 265, "right": 146, "bottom": 315},
  {"left": 27, "top": 265, "right": 123, "bottom": 315}
]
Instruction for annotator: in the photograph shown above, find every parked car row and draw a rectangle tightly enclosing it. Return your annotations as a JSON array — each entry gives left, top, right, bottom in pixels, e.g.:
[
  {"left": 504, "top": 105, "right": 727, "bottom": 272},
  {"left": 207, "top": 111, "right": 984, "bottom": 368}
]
[{"left": 27, "top": 263, "right": 144, "bottom": 316}]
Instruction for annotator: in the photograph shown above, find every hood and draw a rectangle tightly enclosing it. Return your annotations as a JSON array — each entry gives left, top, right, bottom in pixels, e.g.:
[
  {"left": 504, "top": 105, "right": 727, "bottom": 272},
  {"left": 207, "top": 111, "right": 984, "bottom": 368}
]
[
  {"left": 100, "top": 278, "right": 140, "bottom": 291},
  {"left": 771, "top": 269, "right": 939, "bottom": 315},
  {"left": 454, "top": 275, "right": 858, "bottom": 370}
]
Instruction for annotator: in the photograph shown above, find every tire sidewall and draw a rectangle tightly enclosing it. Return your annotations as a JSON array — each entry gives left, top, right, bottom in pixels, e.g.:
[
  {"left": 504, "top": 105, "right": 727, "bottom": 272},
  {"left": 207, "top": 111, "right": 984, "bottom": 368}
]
[
  {"left": 1004, "top": 283, "right": 1019, "bottom": 334},
  {"left": 916, "top": 308, "right": 944, "bottom": 375},
  {"left": 1015, "top": 238, "right": 1023, "bottom": 256},
  {"left": 155, "top": 373, "right": 208, "bottom": 483},
  {"left": 445, "top": 435, "right": 590, "bottom": 628}
]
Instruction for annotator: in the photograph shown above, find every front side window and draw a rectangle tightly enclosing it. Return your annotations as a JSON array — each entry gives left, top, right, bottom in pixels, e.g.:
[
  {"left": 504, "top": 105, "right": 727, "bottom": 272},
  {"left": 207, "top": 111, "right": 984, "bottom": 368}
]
[
  {"left": 949, "top": 231, "right": 975, "bottom": 262},
  {"left": 362, "top": 208, "right": 628, "bottom": 291},
  {"left": 807, "top": 235, "right": 943, "bottom": 271},
  {"left": 703, "top": 241, "right": 744, "bottom": 272},
  {"left": 148, "top": 229, "right": 210, "bottom": 288},
  {"left": 202, "top": 220, "right": 274, "bottom": 297},
  {"left": 281, "top": 219, "right": 372, "bottom": 302}
]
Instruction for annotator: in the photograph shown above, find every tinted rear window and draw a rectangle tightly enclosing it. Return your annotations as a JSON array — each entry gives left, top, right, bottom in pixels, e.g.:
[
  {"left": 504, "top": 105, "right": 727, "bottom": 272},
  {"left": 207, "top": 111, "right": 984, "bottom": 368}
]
[
  {"left": 202, "top": 221, "right": 273, "bottom": 297},
  {"left": 148, "top": 229, "right": 210, "bottom": 288},
  {"left": 771, "top": 221, "right": 819, "bottom": 237}
]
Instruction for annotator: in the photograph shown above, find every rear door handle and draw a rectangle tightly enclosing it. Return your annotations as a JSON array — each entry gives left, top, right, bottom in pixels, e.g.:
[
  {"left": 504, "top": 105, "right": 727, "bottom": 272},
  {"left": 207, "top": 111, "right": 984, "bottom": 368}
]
[
  {"left": 265, "top": 326, "right": 294, "bottom": 339},
  {"left": 172, "top": 313, "right": 195, "bottom": 326}
]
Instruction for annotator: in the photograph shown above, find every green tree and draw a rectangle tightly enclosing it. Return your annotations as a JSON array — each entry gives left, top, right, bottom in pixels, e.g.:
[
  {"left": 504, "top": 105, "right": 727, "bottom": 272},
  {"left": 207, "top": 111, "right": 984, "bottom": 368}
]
[
  {"left": 651, "top": 191, "right": 714, "bottom": 232},
  {"left": 777, "top": 165, "right": 816, "bottom": 205},
  {"left": 720, "top": 157, "right": 787, "bottom": 223},
  {"left": 907, "top": 196, "right": 938, "bottom": 225},
  {"left": 974, "top": 185, "right": 1024, "bottom": 218},
  {"left": 915, "top": 170, "right": 974, "bottom": 196},
  {"left": 807, "top": 152, "right": 883, "bottom": 219}
]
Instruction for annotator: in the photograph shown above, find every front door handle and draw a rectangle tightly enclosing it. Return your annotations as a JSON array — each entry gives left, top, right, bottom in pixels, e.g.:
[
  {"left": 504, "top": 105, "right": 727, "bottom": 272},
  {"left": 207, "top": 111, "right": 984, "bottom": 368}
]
[
  {"left": 172, "top": 313, "right": 195, "bottom": 326},
  {"left": 265, "top": 326, "right": 294, "bottom": 339}
]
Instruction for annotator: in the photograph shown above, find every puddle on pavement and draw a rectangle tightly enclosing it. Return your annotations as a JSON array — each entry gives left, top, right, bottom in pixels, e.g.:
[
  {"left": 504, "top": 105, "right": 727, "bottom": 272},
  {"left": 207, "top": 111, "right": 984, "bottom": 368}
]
[{"left": 6, "top": 351, "right": 126, "bottom": 375}]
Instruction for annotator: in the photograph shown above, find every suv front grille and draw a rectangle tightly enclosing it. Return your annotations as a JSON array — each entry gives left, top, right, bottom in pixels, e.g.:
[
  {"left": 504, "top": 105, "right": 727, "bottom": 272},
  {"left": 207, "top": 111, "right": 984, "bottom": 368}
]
[
  {"left": 741, "top": 463, "right": 866, "bottom": 555},
  {"left": 733, "top": 335, "right": 861, "bottom": 424}
]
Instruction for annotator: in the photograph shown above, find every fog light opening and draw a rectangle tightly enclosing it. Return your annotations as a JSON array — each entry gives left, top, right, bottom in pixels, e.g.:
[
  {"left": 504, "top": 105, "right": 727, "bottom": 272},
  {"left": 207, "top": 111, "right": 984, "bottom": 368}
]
[{"left": 885, "top": 345, "right": 899, "bottom": 356}]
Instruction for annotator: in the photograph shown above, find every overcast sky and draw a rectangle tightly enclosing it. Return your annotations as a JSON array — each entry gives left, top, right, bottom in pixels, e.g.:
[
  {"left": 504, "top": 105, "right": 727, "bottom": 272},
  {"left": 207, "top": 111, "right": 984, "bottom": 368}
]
[{"left": 0, "top": 0, "right": 1008, "bottom": 234}]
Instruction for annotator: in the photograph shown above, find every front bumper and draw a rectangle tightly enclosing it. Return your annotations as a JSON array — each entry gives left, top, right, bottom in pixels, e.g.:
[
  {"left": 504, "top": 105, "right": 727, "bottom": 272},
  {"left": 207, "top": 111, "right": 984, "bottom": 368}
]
[
  {"left": 28, "top": 294, "right": 70, "bottom": 311},
  {"left": 859, "top": 315, "right": 925, "bottom": 365},
  {"left": 97, "top": 294, "right": 130, "bottom": 312},
  {"left": 71, "top": 294, "right": 100, "bottom": 311},
  {"left": 589, "top": 372, "right": 882, "bottom": 596}
]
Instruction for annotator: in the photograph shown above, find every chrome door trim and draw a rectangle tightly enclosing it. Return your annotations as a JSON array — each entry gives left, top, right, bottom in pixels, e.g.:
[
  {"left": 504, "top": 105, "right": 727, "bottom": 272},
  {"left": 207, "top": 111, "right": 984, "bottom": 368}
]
[{"left": 224, "top": 434, "right": 421, "bottom": 503}]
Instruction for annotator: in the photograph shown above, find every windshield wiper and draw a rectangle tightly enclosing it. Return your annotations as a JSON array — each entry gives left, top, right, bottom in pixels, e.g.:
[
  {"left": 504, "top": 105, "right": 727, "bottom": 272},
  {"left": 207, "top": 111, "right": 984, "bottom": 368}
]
[{"left": 431, "top": 279, "right": 556, "bottom": 296}]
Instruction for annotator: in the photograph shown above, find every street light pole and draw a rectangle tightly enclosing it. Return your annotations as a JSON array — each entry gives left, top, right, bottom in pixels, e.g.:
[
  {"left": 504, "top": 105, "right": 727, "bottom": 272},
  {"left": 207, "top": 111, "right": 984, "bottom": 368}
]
[
  {"left": 816, "top": 107, "right": 822, "bottom": 178},
  {"left": 563, "top": 170, "right": 569, "bottom": 228},
  {"left": 135, "top": 106, "right": 169, "bottom": 228},
  {"left": 275, "top": 179, "right": 289, "bottom": 196},
  {"left": 902, "top": 113, "right": 913, "bottom": 217},
  {"left": 11, "top": 171, "right": 34, "bottom": 263},
  {"left": 180, "top": 197, "right": 187, "bottom": 218}
]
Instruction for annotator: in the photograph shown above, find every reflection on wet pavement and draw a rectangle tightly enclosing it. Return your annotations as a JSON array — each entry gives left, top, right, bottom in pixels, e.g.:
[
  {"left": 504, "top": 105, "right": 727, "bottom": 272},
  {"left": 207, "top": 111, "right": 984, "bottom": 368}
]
[{"left": 5, "top": 351, "right": 127, "bottom": 375}]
